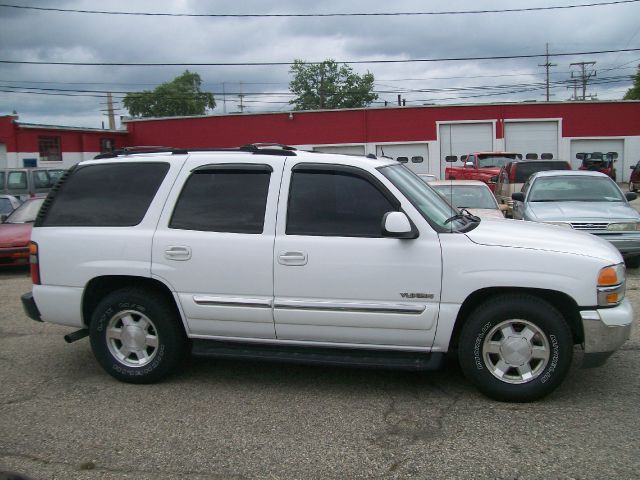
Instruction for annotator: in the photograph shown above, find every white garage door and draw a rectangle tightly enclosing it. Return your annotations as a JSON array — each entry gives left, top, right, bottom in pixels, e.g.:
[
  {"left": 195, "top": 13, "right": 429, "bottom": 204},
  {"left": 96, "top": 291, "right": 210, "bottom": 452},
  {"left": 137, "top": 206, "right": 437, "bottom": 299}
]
[
  {"left": 312, "top": 145, "right": 365, "bottom": 156},
  {"left": 439, "top": 123, "right": 493, "bottom": 174},
  {"left": 504, "top": 121, "right": 558, "bottom": 160},
  {"left": 570, "top": 138, "right": 625, "bottom": 181},
  {"left": 375, "top": 143, "right": 430, "bottom": 175}
]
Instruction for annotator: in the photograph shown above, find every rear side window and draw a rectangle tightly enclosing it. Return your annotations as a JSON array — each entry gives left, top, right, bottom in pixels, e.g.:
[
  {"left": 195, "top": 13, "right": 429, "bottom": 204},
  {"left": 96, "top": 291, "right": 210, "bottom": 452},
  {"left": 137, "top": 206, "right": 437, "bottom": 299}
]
[
  {"left": 40, "top": 163, "right": 169, "bottom": 227},
  {"left": 0, "top": 172, "right": 5, "bottom": 189},
  {"left": 170, "top": 168, "right": 271, "bottom": 234},
  {"left": 287, "top": 169, "right": 397, "bottom": 237},
  {"left": 514, "top": 162, "right": 570, "bottom": 183},
  {"left": 32, "top": 170, "right": 52, "bottom": 189},
  {"left": 7, "top": 171, "right": 27, "bottom": 193}
]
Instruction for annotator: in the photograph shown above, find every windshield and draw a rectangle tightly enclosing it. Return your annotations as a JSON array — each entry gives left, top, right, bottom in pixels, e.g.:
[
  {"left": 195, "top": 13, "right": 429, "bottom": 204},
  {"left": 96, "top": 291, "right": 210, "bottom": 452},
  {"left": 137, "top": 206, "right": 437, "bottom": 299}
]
[
  {"left": 380, "top": 164, "right": 477, "bottom": 231},
  {"left": 477, "top": 155, "right": 515, "bottom": 168},
  {"left": 528, "top": 176, "right": 625, "bottom": 203},
  {"left": 432, "top": 184, "right": 498, "bottom": 209},
  {"left": 5, "top": 198, "right": 44, "bottom": 223}
]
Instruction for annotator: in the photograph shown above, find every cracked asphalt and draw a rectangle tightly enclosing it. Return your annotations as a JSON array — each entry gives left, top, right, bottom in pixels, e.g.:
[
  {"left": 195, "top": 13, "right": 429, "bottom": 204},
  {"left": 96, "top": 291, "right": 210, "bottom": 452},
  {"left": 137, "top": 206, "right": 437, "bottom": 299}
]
[{"left": 0, "top": 263, "right": 639, "bottom": 479}]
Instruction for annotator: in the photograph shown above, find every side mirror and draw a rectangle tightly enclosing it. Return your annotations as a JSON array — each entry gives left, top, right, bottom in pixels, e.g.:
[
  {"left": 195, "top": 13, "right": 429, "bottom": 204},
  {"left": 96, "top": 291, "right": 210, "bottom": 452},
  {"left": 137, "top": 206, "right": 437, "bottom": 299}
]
[
  {"left": 0, "top": 214, "right": 7, "bottom": 223},
  {"left": 488, "top": 175, "right": 499, "bottom": 183},
  {"left": 576, "top": 153, "right": 586, "bottom": 160},
  {"left": 607, "top": 152, "right": 618, "bottom": 160},
  {"left": 445, "top": 155, "right": 458, "bottom": 163},
  {"left": 512, "top": 192, "right": 525, "bottom": 202},
  {"left": 382, "top": 212, "right": 418, "bottom": 239},
  {"left": 625, "top": 192, "right": 637, "bottom": 201}
]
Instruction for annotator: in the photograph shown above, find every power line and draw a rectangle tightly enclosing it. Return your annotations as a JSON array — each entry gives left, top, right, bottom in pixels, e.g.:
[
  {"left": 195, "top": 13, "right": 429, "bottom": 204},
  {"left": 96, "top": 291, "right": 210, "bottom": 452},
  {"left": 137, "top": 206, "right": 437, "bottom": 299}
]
[
  {"left": 1, "top": 1, "right": 638, "bottom": 17},
  {"left": 2, "top": 48, "right": 640, "bottom": 67}
]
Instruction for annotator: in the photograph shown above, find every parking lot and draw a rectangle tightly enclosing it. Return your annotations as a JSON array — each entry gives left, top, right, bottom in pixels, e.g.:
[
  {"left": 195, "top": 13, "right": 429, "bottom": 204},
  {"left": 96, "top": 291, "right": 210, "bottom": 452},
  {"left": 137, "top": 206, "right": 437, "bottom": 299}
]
[{"left": 0, "top": 268, "right": 638, "bottom": 479}]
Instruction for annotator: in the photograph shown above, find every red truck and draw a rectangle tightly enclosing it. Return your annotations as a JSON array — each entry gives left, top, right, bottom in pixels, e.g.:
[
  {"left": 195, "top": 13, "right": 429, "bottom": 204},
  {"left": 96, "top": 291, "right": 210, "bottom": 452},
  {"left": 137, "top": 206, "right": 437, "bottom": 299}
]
[{"left": 444, "top": 152, "right": 522, "bottom": 191}]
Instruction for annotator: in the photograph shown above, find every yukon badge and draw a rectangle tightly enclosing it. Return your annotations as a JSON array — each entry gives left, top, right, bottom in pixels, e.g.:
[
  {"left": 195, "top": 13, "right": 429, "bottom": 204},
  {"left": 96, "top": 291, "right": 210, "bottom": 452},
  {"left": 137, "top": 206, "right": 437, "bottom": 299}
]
[{"left": 400, "top": 292, "right": 434, "bottom": 299}]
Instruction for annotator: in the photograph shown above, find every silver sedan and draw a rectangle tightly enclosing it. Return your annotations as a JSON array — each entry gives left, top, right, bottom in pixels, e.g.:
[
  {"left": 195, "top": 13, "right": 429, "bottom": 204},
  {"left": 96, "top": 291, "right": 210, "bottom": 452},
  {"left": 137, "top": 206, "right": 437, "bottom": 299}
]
[{"left": 512, "top": 170, "right": 640, "bottom": 267}]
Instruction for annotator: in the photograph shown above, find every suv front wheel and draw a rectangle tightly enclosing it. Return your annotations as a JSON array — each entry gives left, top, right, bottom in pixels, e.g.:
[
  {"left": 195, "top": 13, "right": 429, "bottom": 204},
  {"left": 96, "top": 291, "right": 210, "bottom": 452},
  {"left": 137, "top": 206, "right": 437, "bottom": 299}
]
[{"left": 89, "top": 288, "right": 187, "bottom": 383}]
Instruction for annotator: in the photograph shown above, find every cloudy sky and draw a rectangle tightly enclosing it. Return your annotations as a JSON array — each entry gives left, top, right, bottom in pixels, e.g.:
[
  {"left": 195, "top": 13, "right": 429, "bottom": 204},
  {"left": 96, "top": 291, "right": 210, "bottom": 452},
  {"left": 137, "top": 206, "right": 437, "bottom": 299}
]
[{"left": 0, "top": 0, "right": 639, "bottom": 128}]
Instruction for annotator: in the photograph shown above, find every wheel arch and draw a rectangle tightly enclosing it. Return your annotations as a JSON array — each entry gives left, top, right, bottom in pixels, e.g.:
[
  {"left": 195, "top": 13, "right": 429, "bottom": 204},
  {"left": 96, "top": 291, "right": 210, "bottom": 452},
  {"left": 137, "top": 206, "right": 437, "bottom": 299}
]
[
  {"left": 82, "top": 275, "right": 185, "bottom": 331},
  {"left": 447, "top": 287, "right": 583, "bottom": 352}
]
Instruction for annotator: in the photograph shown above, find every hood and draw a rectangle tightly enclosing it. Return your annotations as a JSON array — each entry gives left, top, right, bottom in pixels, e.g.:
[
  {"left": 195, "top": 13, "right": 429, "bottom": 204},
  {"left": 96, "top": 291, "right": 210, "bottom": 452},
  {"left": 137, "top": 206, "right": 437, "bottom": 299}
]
[
  {"left": 0, "top": 223, "right": 33, "bottom": 248},
  {"left": 528, "top": 201, "right": 639, "bottom": 222},
  {"left": 465, "top": 218, "right": 621, "bottom": 263}
]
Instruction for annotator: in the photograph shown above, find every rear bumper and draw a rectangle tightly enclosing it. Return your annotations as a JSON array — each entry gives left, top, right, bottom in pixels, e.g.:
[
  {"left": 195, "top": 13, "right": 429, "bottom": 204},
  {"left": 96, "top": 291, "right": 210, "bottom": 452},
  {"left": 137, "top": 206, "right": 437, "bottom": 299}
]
[
  {"left": 580, "top": 299, "right": 633, "bottom": 367},
  {"left": 0, "top": 247, "right": 29, "bottom": 266},
  {"left": 21, "top": 291, "right": 42, "bottom": 322}
]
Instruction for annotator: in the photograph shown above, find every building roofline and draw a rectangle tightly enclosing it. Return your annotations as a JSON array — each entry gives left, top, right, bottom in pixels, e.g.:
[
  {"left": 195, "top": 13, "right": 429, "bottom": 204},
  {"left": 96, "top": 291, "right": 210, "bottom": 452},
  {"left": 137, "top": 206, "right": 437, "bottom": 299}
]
[
  {"left": 15, "top": 122, "right": 127, "bottom": 134},
  {"left": 122, "top": 99, "right": 640, "bottom": 124}
]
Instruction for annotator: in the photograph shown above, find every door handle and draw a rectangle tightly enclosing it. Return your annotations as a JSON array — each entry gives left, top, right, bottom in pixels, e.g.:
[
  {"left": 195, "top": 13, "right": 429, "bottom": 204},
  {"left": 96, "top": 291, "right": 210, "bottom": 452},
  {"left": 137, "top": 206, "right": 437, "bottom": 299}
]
[
  {"left": 165, "top": 246, "right": 192, "bottom": 261},
  {"left": 278, "top": 251, "right": 308, "bottom": 266}
]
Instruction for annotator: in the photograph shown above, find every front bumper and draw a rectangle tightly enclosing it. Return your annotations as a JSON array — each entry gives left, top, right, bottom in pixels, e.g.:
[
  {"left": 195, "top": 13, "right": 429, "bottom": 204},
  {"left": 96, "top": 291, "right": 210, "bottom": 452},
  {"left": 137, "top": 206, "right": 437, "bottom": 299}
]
[
  {"left": 594, "top": 234, "right": 640, "bottom": 257},
  {"left": 21, "top": 291, "right": 42, "bottom": 322},
  {"left": 580, "top": 299, "right": 633, "bottom": 367}
]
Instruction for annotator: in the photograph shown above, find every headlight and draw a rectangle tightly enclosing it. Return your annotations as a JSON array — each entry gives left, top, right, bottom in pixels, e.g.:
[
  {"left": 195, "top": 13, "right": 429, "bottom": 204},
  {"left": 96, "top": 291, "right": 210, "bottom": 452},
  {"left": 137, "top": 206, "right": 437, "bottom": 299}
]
[
  {"left": 597, "top": 264, "right": 626, "bottom": 306},
  {"left": 607, "top": 223, "right": 640, "bottom": 231},
  {"left": 544, "top": 221, "right": 574, "bottom": 229}
]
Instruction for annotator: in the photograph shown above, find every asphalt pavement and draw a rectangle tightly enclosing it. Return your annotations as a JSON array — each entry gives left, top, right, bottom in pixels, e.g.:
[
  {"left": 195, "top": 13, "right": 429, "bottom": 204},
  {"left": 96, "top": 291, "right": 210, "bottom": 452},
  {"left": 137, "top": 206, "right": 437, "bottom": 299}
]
[{"left": 1, "top": 226, "right": 639, "bottom": 478}]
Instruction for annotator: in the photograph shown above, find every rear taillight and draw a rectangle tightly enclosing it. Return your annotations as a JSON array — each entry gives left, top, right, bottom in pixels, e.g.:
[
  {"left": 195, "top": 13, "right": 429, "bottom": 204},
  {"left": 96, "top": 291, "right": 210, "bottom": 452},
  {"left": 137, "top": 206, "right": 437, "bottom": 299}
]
[{"left": 29, "top": 241, "right": 40, "bottom": 285}]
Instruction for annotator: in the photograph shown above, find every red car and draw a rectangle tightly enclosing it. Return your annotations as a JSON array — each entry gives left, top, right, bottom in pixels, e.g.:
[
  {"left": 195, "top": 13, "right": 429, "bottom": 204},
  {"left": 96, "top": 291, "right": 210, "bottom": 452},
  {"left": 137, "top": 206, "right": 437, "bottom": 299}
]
[
  {"left": 577, "top": 152, "right": 618, "bottom": 179},
  {"left": 630, "top": 160, "right": 640, "bottom": 192},
  {"left": 0, "top": 197, "right": 44, "bottom": 267}
]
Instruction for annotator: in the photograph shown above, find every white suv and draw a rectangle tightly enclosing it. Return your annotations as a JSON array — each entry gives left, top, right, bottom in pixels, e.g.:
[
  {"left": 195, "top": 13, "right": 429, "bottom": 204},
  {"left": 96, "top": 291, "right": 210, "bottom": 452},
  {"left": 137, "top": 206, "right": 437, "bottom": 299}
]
[{"left": 21, "top": 145, "right": 633, "bottom": 402}]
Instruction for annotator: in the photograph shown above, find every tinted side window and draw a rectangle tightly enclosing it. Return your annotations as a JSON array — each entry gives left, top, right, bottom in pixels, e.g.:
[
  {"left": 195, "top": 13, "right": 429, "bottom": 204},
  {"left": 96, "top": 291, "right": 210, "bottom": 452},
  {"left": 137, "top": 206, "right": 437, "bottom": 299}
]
[
  {"left": 0, "top": 172, "right": 4, "bottom": 189},
  {"left": 41, "top": 163, "right": 169, "bottom": 227},
  {"left": 170, "top": 170, "right": 270, "bottom": 234},
  {"left": 287, "top": 170, "right": 396, "bottom": 237},
  {"left": 32, "top": 170, "right": 51, "bottom": 189}
]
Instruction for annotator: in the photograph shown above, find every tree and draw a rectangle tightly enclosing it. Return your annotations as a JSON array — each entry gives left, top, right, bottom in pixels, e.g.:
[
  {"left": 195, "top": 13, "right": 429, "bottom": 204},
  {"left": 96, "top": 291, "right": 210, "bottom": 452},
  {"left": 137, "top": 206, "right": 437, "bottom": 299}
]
[
  {"left": 623, "top": 64, "right": 640, "bottom": 100},
  {"left": 288, "top": 59, "right": 378, "bottom": 110},
  {"left": 123, "top": 70, "right": 216, "bottom": 118}
]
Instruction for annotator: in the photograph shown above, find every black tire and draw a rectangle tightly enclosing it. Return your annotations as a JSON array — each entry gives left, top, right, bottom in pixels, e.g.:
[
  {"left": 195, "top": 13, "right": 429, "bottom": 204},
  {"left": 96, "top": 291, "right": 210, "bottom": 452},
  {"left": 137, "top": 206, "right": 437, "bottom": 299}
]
[
  {"left": 458, "top": 294, "right": 573, "bottom": 402},
  {"left": 89, "top": 288, "right": 187, "bottom": 383}
]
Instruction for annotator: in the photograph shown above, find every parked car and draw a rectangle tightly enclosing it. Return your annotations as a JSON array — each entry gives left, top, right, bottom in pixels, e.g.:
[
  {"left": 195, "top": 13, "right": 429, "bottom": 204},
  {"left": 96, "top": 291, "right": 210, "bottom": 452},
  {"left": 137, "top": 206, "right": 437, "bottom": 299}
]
[
  {"left": 629, "top": 160, "right": 640, "bottom": 192},
  {"left": 430, "top": 180, "right": 506, "bottom": 220},
  {"left": 21, "top": 146, "right": 632, "bottom": 402},
  {"left": 417, "top": 173, "right": 438, "bottom": 183},
  {"left": 495, "top": 159, "right": 572, "bottom": 217},
  {"left": 444, "top": 152, "right": 521, "bottom": 191},
  {"left": 0, "top": 197, "right": 44, "bottom": 267},
  {"left": 577, "top": 152, "right": 617, "bottom": 179},
  {"left": 0, "top": 168, "right": 65, "bottom": 201},
  {"left": 0, "top": 194, "right": 21, "bottom": 218},
  {"left": 511, "top": 170, "right": 640, "bottom": 267}
]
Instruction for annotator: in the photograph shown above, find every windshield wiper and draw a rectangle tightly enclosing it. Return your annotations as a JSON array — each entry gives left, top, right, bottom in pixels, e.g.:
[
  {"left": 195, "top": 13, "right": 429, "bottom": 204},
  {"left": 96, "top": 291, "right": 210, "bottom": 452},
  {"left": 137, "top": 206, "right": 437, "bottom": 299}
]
[{"left": 444, "top": 208, "right": 480, "bottom": 225}]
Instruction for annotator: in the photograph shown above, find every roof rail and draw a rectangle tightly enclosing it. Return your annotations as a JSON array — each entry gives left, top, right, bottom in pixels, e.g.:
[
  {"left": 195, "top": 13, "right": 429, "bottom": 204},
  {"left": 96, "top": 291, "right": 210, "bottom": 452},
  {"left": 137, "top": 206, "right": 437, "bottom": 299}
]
[{"left": 93, "top": 143, "right": 298, "bottom": 160}]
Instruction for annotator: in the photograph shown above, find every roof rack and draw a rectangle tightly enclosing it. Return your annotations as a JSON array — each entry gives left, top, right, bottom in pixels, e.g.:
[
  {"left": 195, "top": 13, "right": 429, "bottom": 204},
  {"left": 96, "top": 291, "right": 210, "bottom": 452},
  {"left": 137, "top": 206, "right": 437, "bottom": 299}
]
[{"left": 94, "top": 143, "right": 298, "bottom": 160}]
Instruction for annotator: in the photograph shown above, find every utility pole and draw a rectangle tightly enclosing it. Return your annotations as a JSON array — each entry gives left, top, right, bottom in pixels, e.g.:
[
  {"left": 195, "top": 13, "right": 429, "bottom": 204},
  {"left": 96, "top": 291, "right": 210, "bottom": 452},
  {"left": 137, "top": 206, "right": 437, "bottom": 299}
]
[
  {"left": 238, "top": 81, "right": 245, "bottom": 113},
  {"left": 100, "top": 92, "right": 120, "bottom": 129},
  {"left": 566, "top": 78, "right": 579, "bottom": 101},
  {"left": 538, "top": 43, "right": 557, "bottom": 101},
  {"left": 222, "top": 82, "right": 227, "bottom": 114},
  {"left": 570, "top": 61, "right": 596, "bottom": 100}
]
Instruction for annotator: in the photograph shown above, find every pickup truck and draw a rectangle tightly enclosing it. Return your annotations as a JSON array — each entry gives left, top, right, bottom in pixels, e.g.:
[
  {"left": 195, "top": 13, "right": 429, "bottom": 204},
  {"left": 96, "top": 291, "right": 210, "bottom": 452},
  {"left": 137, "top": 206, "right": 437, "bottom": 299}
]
[
  {"left": 444, "top": 152, "right": 522, "bottom": 191},
  {"left": 21, "top": 145, "right": 632, "bottom": 402}
]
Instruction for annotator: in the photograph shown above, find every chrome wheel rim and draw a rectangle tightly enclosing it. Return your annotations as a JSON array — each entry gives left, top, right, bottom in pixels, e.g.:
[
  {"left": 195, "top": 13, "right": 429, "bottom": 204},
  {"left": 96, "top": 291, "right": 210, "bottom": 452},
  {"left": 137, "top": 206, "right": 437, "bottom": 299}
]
[
  {"left": 482, "top": 319, "right": 550, "bottom": 384},
  {"left": 106, "top": 310, "right": 159, "bottom": 367}
]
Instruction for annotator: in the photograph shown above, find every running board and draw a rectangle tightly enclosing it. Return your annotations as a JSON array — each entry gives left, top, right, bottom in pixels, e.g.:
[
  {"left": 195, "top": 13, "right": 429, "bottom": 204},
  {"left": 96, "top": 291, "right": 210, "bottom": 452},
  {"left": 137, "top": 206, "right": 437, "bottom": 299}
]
[{"left": 191, "top": 340, "right": 444, "bottom": 371}]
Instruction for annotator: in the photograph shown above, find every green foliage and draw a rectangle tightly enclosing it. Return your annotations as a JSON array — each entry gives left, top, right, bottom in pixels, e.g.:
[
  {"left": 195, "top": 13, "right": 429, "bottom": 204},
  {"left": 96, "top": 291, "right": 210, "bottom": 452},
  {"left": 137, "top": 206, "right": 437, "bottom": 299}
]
[
  {"left": 123, "top": 70, "right": 216, "bottom": 117},
  {"left": 623, "top": 65, "right": 640, "bottom": 100},
  {"left": 289, "top": 59, "right": 378, "bottom": 110}
]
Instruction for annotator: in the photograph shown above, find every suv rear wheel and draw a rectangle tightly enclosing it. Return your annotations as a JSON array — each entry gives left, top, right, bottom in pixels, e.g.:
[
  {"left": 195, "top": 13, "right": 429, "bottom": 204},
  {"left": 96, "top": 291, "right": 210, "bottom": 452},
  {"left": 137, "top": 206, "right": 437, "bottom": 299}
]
[
  {"left": 458, "top": 294, "right": 572, "bottom": 402},
  {"left": 89, "top": 288, "right": 187, "bottom": 383}
]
